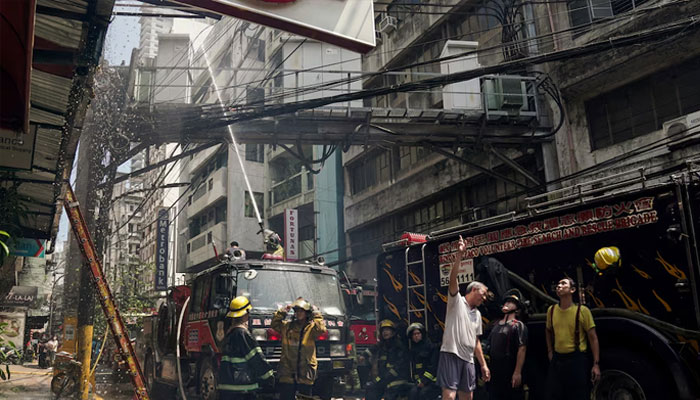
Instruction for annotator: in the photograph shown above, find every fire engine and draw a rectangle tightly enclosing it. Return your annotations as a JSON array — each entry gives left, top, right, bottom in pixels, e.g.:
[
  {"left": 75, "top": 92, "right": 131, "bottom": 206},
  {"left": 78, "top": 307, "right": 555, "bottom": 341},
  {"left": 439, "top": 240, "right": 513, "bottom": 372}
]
[
  {"left": 341, "top": 278, "right": 378, "bottom": 387},
  {"left": 136, "top": 258, "right": 354, "bottom": 399},
  {"left": 377, "top": 169, "right": 700, "bottom": 399}
]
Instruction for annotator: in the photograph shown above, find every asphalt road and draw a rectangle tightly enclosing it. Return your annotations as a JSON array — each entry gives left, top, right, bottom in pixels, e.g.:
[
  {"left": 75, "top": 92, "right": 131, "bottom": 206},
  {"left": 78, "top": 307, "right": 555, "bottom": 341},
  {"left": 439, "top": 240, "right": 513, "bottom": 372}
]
[
  {"left": 0, "top": 361, "right": 132, "bottom": 400},
  {"left": 1, "top": 362, "right": 364, "bottom": 399}
]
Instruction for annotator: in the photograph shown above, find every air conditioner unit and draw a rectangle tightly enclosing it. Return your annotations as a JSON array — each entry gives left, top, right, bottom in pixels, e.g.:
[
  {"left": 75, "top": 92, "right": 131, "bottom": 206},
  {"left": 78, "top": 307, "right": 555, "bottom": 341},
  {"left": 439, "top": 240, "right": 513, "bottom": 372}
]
[
  {"left": 484, "top": 77, "right": 526, "bottom": 112},
  {"left": 375, "top": 31, "right": 383, "bottom": 45},
  {"left": 377, "top": 15, "right": 397, "bottom": 34},
  {"left": 662, "top": 110, "right": 700, "bottom": 150}
]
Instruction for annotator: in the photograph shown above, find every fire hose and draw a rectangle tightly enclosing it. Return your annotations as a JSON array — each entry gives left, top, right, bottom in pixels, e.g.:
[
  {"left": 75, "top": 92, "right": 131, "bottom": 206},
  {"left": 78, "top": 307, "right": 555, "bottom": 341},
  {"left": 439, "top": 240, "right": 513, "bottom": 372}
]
[{"left": 176, "top": 296, "right": 190, "bottom": 400}]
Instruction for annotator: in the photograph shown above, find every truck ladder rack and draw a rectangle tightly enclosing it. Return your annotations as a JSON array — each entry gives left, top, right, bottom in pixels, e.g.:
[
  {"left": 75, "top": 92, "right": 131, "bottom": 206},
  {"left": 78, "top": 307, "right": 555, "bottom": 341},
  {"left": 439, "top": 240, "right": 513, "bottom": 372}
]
[
  {"left": 64, "top": 184, "right": 150, "bottom": 400},
  {"left": 405, "top": 244, "right": 428, "bottom": 329}
]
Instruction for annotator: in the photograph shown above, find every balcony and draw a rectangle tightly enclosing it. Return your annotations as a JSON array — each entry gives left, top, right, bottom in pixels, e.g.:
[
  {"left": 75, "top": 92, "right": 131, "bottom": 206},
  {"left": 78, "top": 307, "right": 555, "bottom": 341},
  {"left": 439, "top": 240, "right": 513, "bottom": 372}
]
[
  {"left": 190, "top": 145, "right": 221, "bottom": 175},
  {"left": 269, "top": 170, "right": 315, "bottom": 216},
  {"left": 186, "top": 221, "right": 226, "bottom": 268},
  {"left": 189, "top": 167, "right": 227, "bottom": 217}
]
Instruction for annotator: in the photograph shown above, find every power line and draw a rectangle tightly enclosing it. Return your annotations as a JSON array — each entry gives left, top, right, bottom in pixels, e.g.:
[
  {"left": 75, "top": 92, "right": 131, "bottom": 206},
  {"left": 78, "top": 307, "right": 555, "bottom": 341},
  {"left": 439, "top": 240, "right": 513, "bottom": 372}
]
[
  {"left": 145, "top": 0, "right": 683, "bottom": 107},
  {"left": 169, "top": 16, "right": 698, "bottom": 132},
  {"left": 149, "top": 0, "right": 686, "bottom": 124}
]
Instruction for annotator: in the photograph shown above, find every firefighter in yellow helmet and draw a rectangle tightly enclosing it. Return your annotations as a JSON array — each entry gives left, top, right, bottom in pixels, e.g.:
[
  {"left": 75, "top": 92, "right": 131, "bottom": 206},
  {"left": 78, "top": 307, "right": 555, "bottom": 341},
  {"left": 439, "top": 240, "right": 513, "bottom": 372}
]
[
  {"left": 271, "top": 297, "right": 327, "bottom": 400},
  {"left": 218, "top": 296, "right": 274, "bottom": 400},
  {"left": 365, "top": 319, "right": 411, "bottom": 400}
]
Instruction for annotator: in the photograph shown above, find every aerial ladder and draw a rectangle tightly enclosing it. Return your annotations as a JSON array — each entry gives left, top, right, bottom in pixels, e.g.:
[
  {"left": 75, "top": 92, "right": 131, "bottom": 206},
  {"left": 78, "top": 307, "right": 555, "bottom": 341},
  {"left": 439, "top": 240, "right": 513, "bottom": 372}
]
[{"left": 64, "top": 184, "right": 150, "bottom": 400}]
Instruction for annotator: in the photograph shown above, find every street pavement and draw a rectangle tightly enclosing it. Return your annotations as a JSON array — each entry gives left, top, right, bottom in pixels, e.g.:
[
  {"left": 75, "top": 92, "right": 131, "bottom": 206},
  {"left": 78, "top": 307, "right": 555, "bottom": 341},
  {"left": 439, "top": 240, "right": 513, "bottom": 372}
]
[
  {"left": 1, "top": 362, "right": 363, "bottom": 399},
  {"left": 0, "top": 361, "right": 132, "bottom": 400}
]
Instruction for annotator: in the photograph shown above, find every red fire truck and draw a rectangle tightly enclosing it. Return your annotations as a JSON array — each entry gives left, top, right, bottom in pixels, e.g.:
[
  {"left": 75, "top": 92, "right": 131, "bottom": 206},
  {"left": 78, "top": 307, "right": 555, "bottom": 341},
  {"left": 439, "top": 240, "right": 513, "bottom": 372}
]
[
  {"left": 341, "top": 279, "right": 377, "bottom": 387},
  {"left": 377, "top": 170, "right": 700, "bottom": 399},
  {"left": 136, "top": 259, "right": 354, "bottom": 399}
]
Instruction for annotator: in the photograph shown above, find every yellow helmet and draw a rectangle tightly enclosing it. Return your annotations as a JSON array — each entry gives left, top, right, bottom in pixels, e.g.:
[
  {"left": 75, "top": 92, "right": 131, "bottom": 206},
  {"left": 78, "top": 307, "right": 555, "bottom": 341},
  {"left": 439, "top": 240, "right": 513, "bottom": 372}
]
[
  {"left": 594, "top": 246, "right": 621, "bottom": 271},
  {"left": 227, "top": 296, "right": 252, "bottom": 318},
  {"left": 379, "top": 319, "right": 396, "bottom": 330},
  {"left": 292, "top": 298, "right": 311, "bottom": 311}
]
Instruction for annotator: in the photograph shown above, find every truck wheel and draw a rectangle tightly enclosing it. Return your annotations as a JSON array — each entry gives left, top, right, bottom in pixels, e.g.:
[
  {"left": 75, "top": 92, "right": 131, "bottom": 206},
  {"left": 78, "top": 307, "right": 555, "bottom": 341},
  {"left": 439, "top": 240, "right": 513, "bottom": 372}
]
[
  {"left": 144, "top": 353, "right": 155, "bottom": 392},
  {"left": 594, "top": 349, "right": 667, "bottom": 400},
  {"left": 198, "top": 358, "right": 218, "bottom": 400}
]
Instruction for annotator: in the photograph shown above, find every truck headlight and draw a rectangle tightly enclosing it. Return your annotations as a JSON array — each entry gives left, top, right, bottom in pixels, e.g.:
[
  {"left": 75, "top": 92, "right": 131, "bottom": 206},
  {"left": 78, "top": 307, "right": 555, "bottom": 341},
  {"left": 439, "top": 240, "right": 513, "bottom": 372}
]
[
  {"left": 252, "top": 328, "right": 267, "bottom": 341},
  {"left": 330, "top": 344, "right": 345, "bottom": 357},
  {"left": 327, "top": 329, "right": 341, "bottom": 341}
]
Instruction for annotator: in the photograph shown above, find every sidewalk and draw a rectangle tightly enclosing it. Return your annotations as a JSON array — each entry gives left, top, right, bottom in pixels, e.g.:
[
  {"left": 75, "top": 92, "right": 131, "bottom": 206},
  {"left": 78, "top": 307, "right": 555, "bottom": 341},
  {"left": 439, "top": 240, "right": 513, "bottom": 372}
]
[{"left": 0, "top": 362, "right": 132, "bottom": 400}]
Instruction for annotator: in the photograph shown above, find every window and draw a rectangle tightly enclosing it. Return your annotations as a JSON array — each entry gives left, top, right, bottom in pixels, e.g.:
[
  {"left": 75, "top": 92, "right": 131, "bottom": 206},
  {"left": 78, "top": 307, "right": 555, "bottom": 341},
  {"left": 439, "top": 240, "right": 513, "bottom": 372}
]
[
  {"left": 569, "top": 0, "right": 650, "bottom": 29},
  {"left": 586, "top": 56, "right": 700, "bottom": 149},
  {"left": 208, "top": 178, "right": 214, "bottom": 191},
  {"left": 248, "top": 38, "right": 265, "bottom": 62},
  {"left": 190, "top": 276, "right": 211, "bottom": 313},
  {"left": 216, "top": 152, "right": 228, "bottom": 169},
  {"left": 349, "top": 150, "right": 392, "bottom": 194},
  {"left": 207, "top": 232, "right": 213, "bottom": 244},
  {"left": 246, "top": 87, "right": 264, "bottom": 106},
  {"left": 399, "top": 146, "right": 432, "bottom": 171},
  {"left": 245, "top": 144, "right": 264, "bottom": 163},
  {"left": 245, "top": 191, "right": 264, "bottom": 218}
]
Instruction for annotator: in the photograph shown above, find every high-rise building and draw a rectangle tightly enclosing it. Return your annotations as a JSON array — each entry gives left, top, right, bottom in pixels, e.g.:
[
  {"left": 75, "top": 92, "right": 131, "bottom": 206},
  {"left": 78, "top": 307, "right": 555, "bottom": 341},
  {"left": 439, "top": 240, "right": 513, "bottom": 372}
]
[{"left": 138, "top": 6, "right": 174, "bottom": 61}]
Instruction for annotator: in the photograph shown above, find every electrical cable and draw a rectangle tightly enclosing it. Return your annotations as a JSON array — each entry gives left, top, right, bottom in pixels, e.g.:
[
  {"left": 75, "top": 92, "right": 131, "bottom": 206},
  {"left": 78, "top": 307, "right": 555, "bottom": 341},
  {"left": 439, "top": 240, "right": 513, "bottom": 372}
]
[
  {"left": 166, "top": 15, "right": 698, "bottom": 134},
  {"left": 152, "top": 0, "right": 690, "bottom": 128},
  {"left": 140, "top": 0, "right": 671, "bottom": 105}
]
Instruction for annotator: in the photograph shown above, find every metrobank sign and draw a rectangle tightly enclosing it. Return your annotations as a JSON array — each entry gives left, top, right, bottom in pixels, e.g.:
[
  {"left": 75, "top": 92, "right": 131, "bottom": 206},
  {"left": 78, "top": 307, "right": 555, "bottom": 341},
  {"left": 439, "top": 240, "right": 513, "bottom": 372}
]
[{"left": 173, "top": 0, "right": 375, "bottom": 53}]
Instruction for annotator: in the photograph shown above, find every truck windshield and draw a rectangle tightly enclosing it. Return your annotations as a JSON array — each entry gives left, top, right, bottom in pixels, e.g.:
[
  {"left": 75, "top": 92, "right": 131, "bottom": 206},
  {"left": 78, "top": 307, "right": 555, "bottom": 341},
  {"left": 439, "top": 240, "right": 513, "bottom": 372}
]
[{"left": 237, "top": 269, "right": 346, "bottom": 316}]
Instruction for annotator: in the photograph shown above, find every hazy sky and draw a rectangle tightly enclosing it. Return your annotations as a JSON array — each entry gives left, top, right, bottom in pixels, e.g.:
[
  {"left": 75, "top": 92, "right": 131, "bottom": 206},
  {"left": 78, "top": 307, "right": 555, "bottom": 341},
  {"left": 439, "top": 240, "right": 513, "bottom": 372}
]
[{"left": 103, "top": 12, "right": 140, "bottom": 66}]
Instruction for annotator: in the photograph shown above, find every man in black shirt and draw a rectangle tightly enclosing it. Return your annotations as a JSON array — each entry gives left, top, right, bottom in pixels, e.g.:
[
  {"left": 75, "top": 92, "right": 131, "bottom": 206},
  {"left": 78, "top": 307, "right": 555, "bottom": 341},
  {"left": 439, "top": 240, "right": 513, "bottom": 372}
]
[{"left": 487, "top": 289, "right": 528, "bottom": 400}]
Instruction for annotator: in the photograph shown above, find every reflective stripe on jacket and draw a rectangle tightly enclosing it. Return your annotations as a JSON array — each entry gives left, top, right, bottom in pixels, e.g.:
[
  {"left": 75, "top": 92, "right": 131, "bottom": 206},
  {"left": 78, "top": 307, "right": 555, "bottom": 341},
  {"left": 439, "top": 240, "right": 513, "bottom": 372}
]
[{"left": 271, "top": 309, "right": 326, "bottom": 385}]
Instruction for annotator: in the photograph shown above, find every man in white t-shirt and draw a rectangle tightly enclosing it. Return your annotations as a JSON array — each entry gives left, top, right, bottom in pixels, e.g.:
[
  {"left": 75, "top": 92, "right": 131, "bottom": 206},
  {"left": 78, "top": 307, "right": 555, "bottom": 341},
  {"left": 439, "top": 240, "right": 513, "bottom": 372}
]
[{"left": 437, "top": 235, "right": 490, "bottom": 400}]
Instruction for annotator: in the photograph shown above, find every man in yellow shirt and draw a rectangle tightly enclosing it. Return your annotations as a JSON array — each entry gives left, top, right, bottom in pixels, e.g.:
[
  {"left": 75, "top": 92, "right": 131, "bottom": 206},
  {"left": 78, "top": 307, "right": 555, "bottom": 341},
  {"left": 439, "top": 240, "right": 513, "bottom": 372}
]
[{"left": 545, "top": 278, "right": 600, "bottom": 400}]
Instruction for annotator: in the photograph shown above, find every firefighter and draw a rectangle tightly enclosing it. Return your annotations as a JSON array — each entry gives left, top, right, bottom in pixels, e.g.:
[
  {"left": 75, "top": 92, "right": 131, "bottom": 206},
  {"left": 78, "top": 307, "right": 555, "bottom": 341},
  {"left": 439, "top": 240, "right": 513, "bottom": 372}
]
[
  {"left": 487, "top": 289, "right": 528, "bottom": 400},
  {"left": 406, "top": 322, "right": 440, "bottom": 400},
  {"left": 365, "top": 319, "right": 411, "bottom": 400},
  {"left": 218, "top": 296, "right": 274, "bottom": 400},
  {"left": 271, "top": 297, "right": 327, "bottom": 400}
]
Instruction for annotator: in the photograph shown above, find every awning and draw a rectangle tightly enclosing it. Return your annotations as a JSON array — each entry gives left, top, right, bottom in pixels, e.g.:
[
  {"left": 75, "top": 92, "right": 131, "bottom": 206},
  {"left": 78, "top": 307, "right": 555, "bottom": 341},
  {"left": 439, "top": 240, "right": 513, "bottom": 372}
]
[{"left": 1, "top": 0, "right": 116, "bottom": 245}]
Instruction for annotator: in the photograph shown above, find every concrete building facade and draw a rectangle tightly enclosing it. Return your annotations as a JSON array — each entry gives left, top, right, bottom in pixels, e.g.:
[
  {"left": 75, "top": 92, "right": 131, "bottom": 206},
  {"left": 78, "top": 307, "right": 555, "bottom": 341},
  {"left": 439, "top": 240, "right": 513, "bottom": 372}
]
[
  {"left": 344, "top": 1, "right": 548, "bottom": 279},
  {"left": 342, "top": 0, "right": 700, "bottom": 281}
]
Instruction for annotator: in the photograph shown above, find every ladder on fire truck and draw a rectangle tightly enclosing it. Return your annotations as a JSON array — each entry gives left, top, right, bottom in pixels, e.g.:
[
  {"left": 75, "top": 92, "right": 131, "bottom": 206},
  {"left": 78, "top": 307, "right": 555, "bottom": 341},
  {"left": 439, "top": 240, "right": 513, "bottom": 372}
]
[
  {"left": 64, "top": 184, "right": 150, "bottom": 400},
  {"left": 404, "top": 233, "right": 429, "bottom": 328}
]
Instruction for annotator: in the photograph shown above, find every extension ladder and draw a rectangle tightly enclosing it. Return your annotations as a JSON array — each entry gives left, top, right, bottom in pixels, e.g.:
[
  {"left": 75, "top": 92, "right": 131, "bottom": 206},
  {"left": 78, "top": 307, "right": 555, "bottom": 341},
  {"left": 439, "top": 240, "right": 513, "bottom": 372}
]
[{"left": 64, "top": 184, "right": 150, "bottom": 400}]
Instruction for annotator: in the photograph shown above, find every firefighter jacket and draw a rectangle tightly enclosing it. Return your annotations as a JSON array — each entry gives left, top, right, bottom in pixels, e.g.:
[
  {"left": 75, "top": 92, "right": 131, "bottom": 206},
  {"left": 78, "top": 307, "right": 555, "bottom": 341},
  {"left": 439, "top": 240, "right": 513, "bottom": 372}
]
[
  {"left": 218, "top": 326, "right": 274, "bottom": 393},
  {"left": 409, "top": 337, "right": 439, "bottom": 386},
  {"left": 372, "top": 336, "right": 411, "bottom": 389},
  {"left": 271, "top": 309, "right": 327, "bottom": 385}
]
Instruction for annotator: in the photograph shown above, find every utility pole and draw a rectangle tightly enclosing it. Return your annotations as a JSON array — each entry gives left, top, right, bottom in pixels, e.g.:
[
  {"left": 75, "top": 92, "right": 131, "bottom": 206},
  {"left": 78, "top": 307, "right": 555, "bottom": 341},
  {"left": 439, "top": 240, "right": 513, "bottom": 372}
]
[{"left": 63, "top": 64, "right": 132, "bottom": 399}]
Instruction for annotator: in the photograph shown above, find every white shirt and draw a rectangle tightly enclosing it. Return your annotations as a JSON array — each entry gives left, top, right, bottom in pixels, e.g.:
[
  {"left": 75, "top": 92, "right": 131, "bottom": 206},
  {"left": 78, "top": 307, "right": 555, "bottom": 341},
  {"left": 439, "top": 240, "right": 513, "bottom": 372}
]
[{"left": 440, "top": 292, "right": 482, "bottom": 363}]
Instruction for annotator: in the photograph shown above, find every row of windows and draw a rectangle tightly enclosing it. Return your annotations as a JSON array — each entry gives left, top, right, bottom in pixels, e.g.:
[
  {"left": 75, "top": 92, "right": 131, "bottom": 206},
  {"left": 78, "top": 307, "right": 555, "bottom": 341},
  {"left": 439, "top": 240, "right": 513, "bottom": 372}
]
[
  {"left": 586, "top": 56, "right": 700, "bottom": 149},
  {"left": 192, "top": 151, "right": 227, "bottom": 187},
  {"left": 189, "top": 202, "right": 227, "bottom": 237},
  {"left": 569, "top": 0, "right": 651, "bottom": 29},
  {"left": 349, "top": 147, "right": 433, "bottom": 195},
  {"left": 349, "top": 156, "right": 539, "bottom": 258}
]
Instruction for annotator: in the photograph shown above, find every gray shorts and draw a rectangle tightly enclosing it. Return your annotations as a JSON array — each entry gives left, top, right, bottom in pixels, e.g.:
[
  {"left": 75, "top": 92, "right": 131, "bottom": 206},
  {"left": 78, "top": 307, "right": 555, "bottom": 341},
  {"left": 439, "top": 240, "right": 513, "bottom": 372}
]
[{"left": 437, "top": 351, "right": 476, "bottom": 393}]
